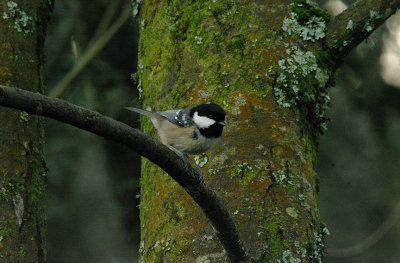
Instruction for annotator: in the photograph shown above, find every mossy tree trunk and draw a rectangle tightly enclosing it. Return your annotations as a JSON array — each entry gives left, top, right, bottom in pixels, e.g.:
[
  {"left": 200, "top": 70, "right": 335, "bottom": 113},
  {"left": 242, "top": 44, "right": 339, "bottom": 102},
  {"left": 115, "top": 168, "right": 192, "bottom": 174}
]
[
  {"left": 137, "top": 0, "right": 399, "bottom": 262},
  {"left": 0, "top": 0, "right": 53, "bottom": 262}
]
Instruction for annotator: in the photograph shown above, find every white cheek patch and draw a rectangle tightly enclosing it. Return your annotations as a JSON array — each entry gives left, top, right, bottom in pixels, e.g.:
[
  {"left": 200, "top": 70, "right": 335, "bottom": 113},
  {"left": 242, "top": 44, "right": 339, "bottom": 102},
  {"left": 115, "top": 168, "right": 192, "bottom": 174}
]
[{"left": 193, "top": 111, "right": 216, "bottom": 128}]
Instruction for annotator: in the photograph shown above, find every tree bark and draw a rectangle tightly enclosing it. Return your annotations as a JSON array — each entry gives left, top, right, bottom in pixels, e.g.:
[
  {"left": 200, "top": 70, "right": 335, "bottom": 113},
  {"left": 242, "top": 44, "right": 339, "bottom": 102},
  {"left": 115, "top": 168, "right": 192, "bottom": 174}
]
[
  {"left": 0, "top": 0, "right": 53, "bottom": 262},
  {"left": 137, "top": 0, "right": 400, "bottom": 262}
]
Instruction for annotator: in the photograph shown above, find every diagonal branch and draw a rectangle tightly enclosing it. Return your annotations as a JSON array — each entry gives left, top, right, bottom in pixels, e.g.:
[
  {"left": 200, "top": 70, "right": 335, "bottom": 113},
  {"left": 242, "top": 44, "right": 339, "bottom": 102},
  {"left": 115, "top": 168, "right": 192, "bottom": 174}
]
[
  {"left": 0, "top": 85, "right": 248, "bottom": 263},
  {"left": 48, "top": 5, "right": 131, "bottom": 99},
  {"left": 326, "top": 0, "right": 400, "bottom": 62}
]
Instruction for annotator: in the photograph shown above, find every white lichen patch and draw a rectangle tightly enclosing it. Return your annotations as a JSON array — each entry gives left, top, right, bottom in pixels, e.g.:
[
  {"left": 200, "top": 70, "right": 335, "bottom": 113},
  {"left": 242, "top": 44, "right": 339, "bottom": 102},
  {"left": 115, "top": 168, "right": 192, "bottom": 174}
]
[
  {"left": 13, "top": 193, "right": 24, "bottom": 226},
  {"left": 198, "top": 89, "right": 212, "bottom": 98},
  {"left": 275, "top": 46, "right": 318, "bottom": 107},
  {"left": 364, "top": 10, "right": 384, "bottom": 32},
  {"left": 282, "top": 12, "right": 326, "bottom": 42},
  {"left": 277, "top": 250, "right": 301, "bottom": 263},
  {"left": 346, "top": 20, "right": 354, "bottom": 30},
  {"left": 286, "top": 207, "right": 299, "bottom": 219},
  {"left": 131, "top": 0, "right": 140, "bottom": 17},
  {"left": 19, "top": 111, "right": 29, "bottom": 122},
  {"left": 140, "top": 18, "right": 146, "bottom": 29},
  {"left": 323, "top": 226, "right": 330, "bottom": 236},
  {"left": 210, "top": 152, "right": 228, "bottom": 166},
  {"left": 272, "top": 170, "right": 287, "bottom": 184},
  {"left": 131, "top": 73, "right": 143, "bottom": 99},
  {"left": 231, "top": 93, "right": 246, "bottom": 115},
  {"left": 256, "top": 144, "right": 264, "bottom": 150},
  {"left": 194, "top": 35, "right": 203, "bottom": 45},
  {"left": 236, "top": 162, "right": 253, "bottom": 174},
  {"left": 305, "top": 0, "right": 317, "bottom": 5},
  {"left": 364, "top": 24, "right": 373, "bottom": 32},
  {"left": 139, "top": 240, "right": 145, "bottom": 254},
  {"left": 309, "top": 228, "right": 328, "bottom": 263},
  {"left": 194, "top": 153, "right": 208, "bottom": 168},
  {"left": 208, "top": 168, "right": 218, "bottom": 176},
  {"left": 153, "top": 239, "right": 172, "bottom": 253},
  {"left": 315, "top": 68, "right": 330, "bottom": 87},
  {"left": 370, "top": 10, "right": 383, "bottom": 20},
  {"left": 2, "top": 1, "right": 33, "bottom": 35},
  {"left": 195, "top": 251, "right": 226, "bottom": 263},
  {"left": 202, "top": 235, "right": 214, "bottom": 241},
  {"left": 274, "top": 44, "right": 331, "bottom": 131}
]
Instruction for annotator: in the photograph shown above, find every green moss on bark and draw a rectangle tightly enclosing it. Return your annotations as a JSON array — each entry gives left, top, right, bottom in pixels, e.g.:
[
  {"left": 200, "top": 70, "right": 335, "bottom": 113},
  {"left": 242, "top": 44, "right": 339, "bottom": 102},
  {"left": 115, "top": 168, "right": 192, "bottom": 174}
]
[
  {"left": 0, "top": 0, "right": 53, "bottom": 262},
  {"left": 138, "top": 1, "right": 328, "bottom": 262}
]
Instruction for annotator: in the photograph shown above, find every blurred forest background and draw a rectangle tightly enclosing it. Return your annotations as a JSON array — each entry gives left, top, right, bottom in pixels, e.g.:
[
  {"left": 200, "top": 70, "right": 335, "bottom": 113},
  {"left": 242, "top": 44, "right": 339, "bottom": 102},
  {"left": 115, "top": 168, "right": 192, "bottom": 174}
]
[{"left": 42, "top": 0, "right": 400, "bottom": 262}]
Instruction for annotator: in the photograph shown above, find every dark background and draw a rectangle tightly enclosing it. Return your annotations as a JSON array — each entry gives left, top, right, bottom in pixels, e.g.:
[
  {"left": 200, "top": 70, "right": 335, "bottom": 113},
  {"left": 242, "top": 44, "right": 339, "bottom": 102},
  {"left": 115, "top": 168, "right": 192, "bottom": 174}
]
[{"left": 43, "top": 1, "right": 400, "bottom": 262}]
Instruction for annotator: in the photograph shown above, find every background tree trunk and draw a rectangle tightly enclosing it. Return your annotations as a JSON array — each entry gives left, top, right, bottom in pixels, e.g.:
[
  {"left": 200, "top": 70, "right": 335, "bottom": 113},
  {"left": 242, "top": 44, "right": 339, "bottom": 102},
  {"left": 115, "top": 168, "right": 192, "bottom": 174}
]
[
  {"left": 0, "top": 0, "right": 53, "bottom": 262},
  {"left": 138, "top": 1, "right": 333, "bottom": 262}
]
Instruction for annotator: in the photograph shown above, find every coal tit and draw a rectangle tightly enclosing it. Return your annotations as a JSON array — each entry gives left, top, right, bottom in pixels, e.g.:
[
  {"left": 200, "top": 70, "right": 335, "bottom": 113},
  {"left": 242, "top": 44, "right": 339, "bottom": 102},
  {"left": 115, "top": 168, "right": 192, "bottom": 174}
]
[{"left": 125, "top": 102, "right": 226, "bottom": 155}]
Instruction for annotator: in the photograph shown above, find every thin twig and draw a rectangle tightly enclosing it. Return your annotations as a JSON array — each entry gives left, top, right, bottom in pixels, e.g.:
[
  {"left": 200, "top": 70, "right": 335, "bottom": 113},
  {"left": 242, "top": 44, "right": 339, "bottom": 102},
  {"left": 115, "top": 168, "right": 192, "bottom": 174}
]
[
  {"left": 88, "top": 0, "right": 121, "bottom": 48},
  {"left": 327, "top": 200, "right": 400, "bottom": 258},
  {"left": 0, "top": 85, "right": 249, "bottom": 263},
  {"left": 48, "top": 6, "right": 131, "bottom": 99}
]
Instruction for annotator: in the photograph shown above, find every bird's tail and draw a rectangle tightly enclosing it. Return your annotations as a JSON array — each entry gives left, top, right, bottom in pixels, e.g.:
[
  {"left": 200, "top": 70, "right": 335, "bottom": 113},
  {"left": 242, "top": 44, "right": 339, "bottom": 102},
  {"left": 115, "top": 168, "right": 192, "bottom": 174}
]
[{"left": 125, "top": 107, "right": 161, "bottom": 119}]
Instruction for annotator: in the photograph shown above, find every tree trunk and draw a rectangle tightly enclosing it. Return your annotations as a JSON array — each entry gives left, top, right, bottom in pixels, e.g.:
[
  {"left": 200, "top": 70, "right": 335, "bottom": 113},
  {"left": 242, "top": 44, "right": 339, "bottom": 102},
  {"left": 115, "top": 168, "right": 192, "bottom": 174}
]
[
  {"left": 0, "top": 0, "right": 53, "bottom": 262},
  {"left": 138, "top": 1, "right": 332, "bottom": 262}
]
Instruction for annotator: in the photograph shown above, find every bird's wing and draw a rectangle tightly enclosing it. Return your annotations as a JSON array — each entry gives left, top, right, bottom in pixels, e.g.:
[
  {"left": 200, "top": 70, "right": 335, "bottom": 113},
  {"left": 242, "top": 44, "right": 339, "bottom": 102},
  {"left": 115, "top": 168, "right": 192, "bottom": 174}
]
[{"left": 160, "top": 108, "right": 194, "bottom": 127}]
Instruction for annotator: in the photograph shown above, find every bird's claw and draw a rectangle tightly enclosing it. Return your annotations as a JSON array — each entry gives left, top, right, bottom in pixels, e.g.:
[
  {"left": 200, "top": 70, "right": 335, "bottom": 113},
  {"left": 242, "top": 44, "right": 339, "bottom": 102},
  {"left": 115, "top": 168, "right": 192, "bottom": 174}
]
[{"left": 168, "top": 146, "right": 204, "bottom": 182}]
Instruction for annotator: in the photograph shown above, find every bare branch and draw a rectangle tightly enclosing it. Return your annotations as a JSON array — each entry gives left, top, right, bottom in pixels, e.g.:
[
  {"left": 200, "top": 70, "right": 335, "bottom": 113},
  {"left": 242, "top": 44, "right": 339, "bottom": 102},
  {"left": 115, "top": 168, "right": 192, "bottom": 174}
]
[
  {"left": 88, "top": 0, "right": 121, "bottom": 47},
  {"left": 0, "top": 85, "right": 248, "bottom": 263},
  {"left": 48, "top": 5, "right": 131, "bottom": 98},
  {"left": 326, "top": 0, "right": 400, "bottom": 62},
  {"left": 327, "top": 200, "right": 400, "bottom": 258}
]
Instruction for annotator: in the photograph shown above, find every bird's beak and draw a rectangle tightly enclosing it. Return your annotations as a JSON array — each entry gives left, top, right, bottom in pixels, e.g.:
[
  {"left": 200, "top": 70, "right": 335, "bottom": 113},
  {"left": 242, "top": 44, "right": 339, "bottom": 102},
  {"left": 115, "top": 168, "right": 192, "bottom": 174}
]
[{"left": 219, "top": 121, "right": 226, "bottom": 126}]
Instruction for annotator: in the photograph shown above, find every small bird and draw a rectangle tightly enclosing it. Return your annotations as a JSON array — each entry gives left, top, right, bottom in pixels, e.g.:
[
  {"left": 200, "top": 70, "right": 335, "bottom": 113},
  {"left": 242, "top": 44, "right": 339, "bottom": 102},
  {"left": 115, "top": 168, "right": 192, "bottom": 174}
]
[{"left": 125, "top": 102, "right": 226, "bottom": 155}]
